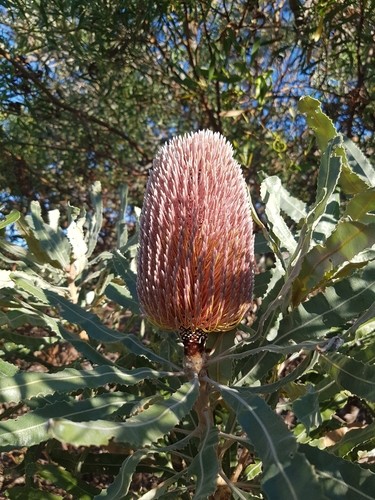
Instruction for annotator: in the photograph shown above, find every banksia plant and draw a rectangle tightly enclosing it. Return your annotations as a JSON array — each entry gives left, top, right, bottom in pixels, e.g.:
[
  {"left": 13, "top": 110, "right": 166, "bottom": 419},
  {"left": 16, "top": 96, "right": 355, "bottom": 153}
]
[{"left": 137, "top": 130, "right": 254, "bottom": 372}]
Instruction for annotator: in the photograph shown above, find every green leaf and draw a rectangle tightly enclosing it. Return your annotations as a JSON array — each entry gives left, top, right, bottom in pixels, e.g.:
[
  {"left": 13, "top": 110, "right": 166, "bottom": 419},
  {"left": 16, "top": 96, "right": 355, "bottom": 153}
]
[
  {"left": 298, "top": 96, "right": 336, "bottom": 152},
  {"left": 292, "top": 384, "right": 322, "bottom": 433},
  {"left": 0, "top": 393, "right": 132, "bottom": 449},
  {"left": 261, "top": 176, "right": 297, "bottom": 255},
  {"left": 309, "top": 136, "right": 342, "bottom": 224},
  {"left": 105, "top": 281, "right": 140, "bottom": 314},
  {"left": 0, "top": 365, "right": 175, "bottom": 403},
  {"left": 45, "top": 290, "right": 177, "bottom": 368},
  {"left": 293, "top": 221, "right": 375, "bottom": 305},
  {"left": 5, "top": 486, "right": 62, "bottom": 500},
  {"left": 0, "top": 358, "right": 19, "bottom": 376},
  {"left": 343, "top": 137, "right": 375, "bottom": 188},
  {"left": 219, "top": 386, "right": 326, "bottom": 500},
  {"left": 343, "top": 188, "right": 375, "bottom": 224},
  {"left": 277, "top": 260, "right": 375, "bottom": 345},
  {"left": 97, "top": 450, "right": 146, "bottom": 500},
  {"left": 206, "top": 331, "right": 235, "bottom": 384},
  {"left": 300, "top": 443, "right": 375, "bottom": 499},
  {"left": 57, "top": 324, "right": 115, "bottom": 366},
  {"left": 48, "top": 379, "right": 199, "bottom": 447},
  {"left": 86, "top": 181, "right": 103, "bottom": 258},
  {"left": 111, "top": 249, "right": 139, "bottom": 306},
  {"left": 319, "top": 353, "right": 375, "bottom": 401},
  {"left": 328, "top": 421, "right": 375, "bottom": 458},
  {"left": 313, "top": 193, "right": 340, "bottom": 243},
  {"left": 34, "top": 462, "right": 100, "bottom": 499},
  {"left": 188, "top": 427, "right": 219, "bottom": 500},
  {"left": 27, "top": 201, "right": 71, "bottom": 269},
  {"left": 0, "top": 209, "right": 20, "bottom": 229}
]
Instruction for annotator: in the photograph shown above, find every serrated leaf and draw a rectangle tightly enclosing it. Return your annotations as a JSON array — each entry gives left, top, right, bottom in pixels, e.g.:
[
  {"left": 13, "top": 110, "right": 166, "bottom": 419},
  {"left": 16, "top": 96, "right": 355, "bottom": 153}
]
[
  {"left": 86, "top": 181, "right": 103, "bottom": 258},
  {"left": 298, "top": 96, "right": 336, "bottom": 152},
  {"left": 300, "top": 443, "right": 375, "bottom": 499},
  {"left": 277, "top": 260, "right": 375, "bottom": 345},
  {"left": 343, "top": 188, "right": 375, "bottom": 224},
  {"left": 219, "top": 386, "right": 327, "bottom": 500},
  {"left": 0, "top": 358, "right": 19, "bottom": 376},
  {"left": 261, "top": 176, "right": 297, "bottom": 255},
  {"left": 98, "top": 450, "right": 146, "bottom": 500},
  {"left": 112, "top": 249, "right": 139, "bottom": 304},
  {"left": 188, "top": 427, "right": 219, "bottom": 500},
  {"left": 0, "top": 365, "right": 175, "bottom": 403},
  {"left": 328, "top": 421, "right": 375, "bottom": 458},
  {"left": 0, "top": 393, "right": 132, "bottom": 449},
  {"left": 313, "top": 193, "right": 340, "bottom": 243},
  {"left": 49, "top": 380, "right": 199, "bottom": 447},
  {"left": 27, "top": 201, "right": 71, "bottom": 269},
  {"left": 343, "top": 137, "right": 375, "bottom": 188},
  {"left": 319, "top": 353, "right": 375, "bottom": 401},
  {"left": 45, "top": 290, "right": 177, "bottom": 368},
  {"left": 67, "top": 219, "right": 88, "bottom": 275},
  {"left": 293, "top": 221, "right": 375, "bottom": 305}
]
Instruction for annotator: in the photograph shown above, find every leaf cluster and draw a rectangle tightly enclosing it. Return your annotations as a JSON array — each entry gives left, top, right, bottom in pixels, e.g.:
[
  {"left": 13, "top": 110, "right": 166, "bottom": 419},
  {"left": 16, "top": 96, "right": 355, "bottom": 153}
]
[{"left": 0, "top": 98, "right": 374, "bottom": 498}]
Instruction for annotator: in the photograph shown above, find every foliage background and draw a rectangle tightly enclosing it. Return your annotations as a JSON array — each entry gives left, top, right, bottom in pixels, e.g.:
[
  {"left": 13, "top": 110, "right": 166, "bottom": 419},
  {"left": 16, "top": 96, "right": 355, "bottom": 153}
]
[
  {"left": 0, "top": 1, "right": 375, "bottom": 499},
  {"left": 1, "top": 0, "right": 374, "bottom": 217}
]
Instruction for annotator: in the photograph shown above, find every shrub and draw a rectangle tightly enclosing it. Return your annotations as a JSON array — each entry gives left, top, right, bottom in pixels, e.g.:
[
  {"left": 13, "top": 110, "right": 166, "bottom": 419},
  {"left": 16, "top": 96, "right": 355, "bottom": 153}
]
[{"left": 0, "top": 97, "right": 374, "bottom": 499}]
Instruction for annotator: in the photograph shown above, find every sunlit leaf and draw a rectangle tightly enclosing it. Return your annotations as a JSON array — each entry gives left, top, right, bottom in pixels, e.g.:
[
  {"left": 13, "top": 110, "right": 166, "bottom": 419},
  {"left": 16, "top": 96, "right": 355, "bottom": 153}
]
[
  {"left": 319, "top": 353, "right": 375, "bottom": 401},
  {"left": 0, "top": 365, "right": 176, "bottom": 403},
  {"left": 0, "top": 209, "right": 20, "bottom": 229},
  {"left": 293, "top": 221, "right": 375, "bottom": 305},
  {"left": 49, "top": 380, "right": 199, "bottom": 447}
]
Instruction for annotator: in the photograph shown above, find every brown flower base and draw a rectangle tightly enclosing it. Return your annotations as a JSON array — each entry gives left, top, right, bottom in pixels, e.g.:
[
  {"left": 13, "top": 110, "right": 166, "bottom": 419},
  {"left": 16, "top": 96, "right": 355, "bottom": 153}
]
[{"left": 179, "top": 327, "right": 208, "bottom": 376}]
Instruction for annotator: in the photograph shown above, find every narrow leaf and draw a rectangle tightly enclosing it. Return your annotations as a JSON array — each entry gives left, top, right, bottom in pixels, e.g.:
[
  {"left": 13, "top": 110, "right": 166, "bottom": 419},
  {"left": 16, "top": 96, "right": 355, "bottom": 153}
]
[
  {"left": 300, "top": 443, "right": 375, "bottom": 499},
  {"left": 293, "top": 221, "right": 375, "bottom": 305},
  {"left": 319, "top": 353, "right": 375, "bottom": 401},
  {"left": 98, "top": 450, "right": 146, "bottom": 500},
  {"left": 343, "top": 137, "right": 375, "bottom": 188},
  {"left": 188, "top": 426, "right": 219, "bottom": 500},
  {"left": 220, "top": 386, "right": 326, "bottom": 500},
  {"left": 45, "top": 290, "right": 177, "bottom": 368},
  {"left": 0, "top": 209, "right": 20, "bottom": 229},
  {"left": 49, "top": 380, "right": 199, "bottom": 447},
  {"left": 0, "top": 365, "right": 175, "bottom": 403},
  {"left": 105, "top": 281, "right": 140, "bottom": 314},
  {"left": 292, "top": 384, "right": 322, "bottom": 433},
  {"left": 298, "top": 96, "right": 336, "bottom": 152},
  {"left": 343, "top": 188, "right": 375, "bottom": 224},
  {"left": 0, "top": 393, "right": 130, "bottom": 449},
  {"left": 328, "top": 421, "right": 375, "bottom": 458},
  {"left": 277, "top": 260, "right": 375, "bottom": 345},
  {"left": 261, "top": 176, "right": 297, "bottom": 255}
]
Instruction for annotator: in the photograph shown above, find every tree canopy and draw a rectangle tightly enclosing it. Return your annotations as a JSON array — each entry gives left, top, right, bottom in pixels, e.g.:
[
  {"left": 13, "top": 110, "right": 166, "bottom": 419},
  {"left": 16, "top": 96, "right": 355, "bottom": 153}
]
[{"left": 1, "top": 0, "right": 374, "bottom": 215}]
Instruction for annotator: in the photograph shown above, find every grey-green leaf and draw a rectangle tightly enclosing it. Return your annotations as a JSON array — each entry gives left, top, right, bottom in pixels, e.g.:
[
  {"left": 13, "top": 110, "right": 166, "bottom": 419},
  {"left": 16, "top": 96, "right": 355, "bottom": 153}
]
[
  {"left": 220, "top": 386, "right": 327, "bottom": 500},
  {"left": 319, "top": 353, "right": 375, "bottom": 401},
  {"left": 49, "top": 380, "right": 199, "bottom": 447}
]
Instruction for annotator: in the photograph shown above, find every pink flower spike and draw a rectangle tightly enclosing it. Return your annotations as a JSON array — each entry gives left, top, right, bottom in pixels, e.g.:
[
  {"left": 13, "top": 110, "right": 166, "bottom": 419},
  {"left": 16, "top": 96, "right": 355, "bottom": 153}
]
[{"left": 137, "top": 130, "right": 255, "bottom": 354}]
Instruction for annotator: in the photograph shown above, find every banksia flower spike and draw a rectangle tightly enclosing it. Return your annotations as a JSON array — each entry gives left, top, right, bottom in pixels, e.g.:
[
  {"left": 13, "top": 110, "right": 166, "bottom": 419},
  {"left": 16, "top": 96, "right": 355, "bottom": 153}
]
[{"left": 137, "top": 130, "right": 254, "bottom": 371}]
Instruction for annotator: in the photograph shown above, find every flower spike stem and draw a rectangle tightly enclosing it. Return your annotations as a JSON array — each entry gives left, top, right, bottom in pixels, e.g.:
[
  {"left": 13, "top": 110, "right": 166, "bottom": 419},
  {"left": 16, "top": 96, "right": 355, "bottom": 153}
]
[{"left": 179, "top": 327, "right": 214, "bottom": 444}]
